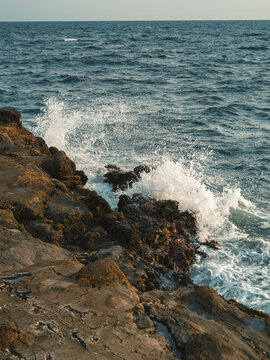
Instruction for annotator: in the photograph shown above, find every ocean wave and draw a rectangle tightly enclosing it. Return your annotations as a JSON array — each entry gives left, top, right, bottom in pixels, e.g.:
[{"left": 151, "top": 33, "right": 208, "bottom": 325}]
[
  {"left": 34, "top": 98, "right": 252, "bottom": 243},
  {"left": 239, "top": 46, "right": 268, "bottom": 51},
  {"left": 86, "top": 45, "right": 102, "bottom": 50},
  {"left": 203, "top": 105, "right": 238, "bottom": 116},
  {"left": 64, "top": 38, "right": 78, "bottom": 42},
  {"left": 124, "top": 159, "right": 251, "bottom": 240},
  {"left": 58, "top": 75, "right": 85, "bottom": 83},
  {"left": 243, "top": 33, "right": 265, "bottom": 37}
]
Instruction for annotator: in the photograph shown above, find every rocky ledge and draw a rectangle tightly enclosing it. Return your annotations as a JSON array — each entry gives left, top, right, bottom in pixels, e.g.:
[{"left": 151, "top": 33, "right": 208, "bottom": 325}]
[{"left": 0, "top": 108, "right": 269, "bottom": 360}]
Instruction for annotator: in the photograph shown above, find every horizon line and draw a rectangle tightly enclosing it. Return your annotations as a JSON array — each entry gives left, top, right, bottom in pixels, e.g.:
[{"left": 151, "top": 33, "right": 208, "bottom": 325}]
[{"left": 0, "top": 18, "right": 269, "bottom": 23}]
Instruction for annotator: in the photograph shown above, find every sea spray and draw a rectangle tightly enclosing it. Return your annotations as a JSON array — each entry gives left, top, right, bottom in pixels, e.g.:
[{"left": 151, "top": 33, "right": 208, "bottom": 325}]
[
  {"left": 125, "top": 159, "right": 249, "bottom": 240},
  {"left": 35, "top": 97, "right": 137, "bottom": 172}
]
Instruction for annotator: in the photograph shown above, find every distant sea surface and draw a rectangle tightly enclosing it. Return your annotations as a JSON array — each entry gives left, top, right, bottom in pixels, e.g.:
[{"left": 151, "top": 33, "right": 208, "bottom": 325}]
[{"left": 0, "top": 20, "right": 269, "bottom": 312}]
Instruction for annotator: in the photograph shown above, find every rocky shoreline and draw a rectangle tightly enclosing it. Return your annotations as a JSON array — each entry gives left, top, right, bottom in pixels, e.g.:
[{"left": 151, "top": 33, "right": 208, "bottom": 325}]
[{"left": 0, "top": 108, "right": 269, "bottom": 359}]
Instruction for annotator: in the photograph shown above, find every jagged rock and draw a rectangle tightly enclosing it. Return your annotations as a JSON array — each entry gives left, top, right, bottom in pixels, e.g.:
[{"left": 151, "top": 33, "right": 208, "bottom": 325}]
[
  {"left": 40, "top": 150, "right": 76, "bottom": 179},
  {"left": 77, "top": 226, "right": 111, "bottom": 251},
  {"left": 83, "top": 189, "right": 112, "bottom": 216},
  {"left": 48, "top": 146, "right": 59, "bottom": 155},
  {"left": 104, "top": 164, "right": 151, "bottom": 191},
  {"left": 108, "top": 194, "right": 197, "bottom": 284},
  {"left": 141, "top": 289, "right": 270, "bottom": 360},
  {"left": 0, "top": 108, "right": 22, "bottom": 127},
  {"left": 136, "top": 313, "right": 154, "bottom": 329},
  {"left": 75, "top": 169, "right": 88, "bottom": 186}
]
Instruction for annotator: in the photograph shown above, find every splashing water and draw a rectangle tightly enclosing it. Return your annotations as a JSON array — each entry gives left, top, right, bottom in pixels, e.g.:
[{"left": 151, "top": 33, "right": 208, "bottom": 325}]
[
  {"left": 34, "top": 97, "right": 270, "bottom": 313},
  {"left": 126, "top": 159, "right": 252, "bottom": 240},
  {"left": 36, "top": 97, "right": 137, "bottom": 174}
]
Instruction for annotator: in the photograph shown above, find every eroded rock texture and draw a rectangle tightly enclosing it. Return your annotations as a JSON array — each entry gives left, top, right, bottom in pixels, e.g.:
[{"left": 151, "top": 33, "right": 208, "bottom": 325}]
[{"left": 0, "top": 108, "right": 269, "bottom": 359}]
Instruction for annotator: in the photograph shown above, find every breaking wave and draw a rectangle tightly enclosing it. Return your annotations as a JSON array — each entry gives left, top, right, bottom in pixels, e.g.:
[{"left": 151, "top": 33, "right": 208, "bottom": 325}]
[
  {"left": 34, "top": 97, "right": 270, "bottom": 312},
  {"left": 125, "top": 159, "right": 252, "bottom": 240}
]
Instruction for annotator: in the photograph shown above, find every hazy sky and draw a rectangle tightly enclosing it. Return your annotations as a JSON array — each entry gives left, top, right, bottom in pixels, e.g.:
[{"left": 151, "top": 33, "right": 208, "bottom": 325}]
[{"left": 1, "top": 0, "right": 270, "bottom": 21}]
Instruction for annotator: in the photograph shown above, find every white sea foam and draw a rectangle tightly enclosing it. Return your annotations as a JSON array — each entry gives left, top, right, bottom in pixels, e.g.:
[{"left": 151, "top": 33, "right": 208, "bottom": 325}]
[
  {"left": 125, "top": 159, "right": 251, "bottom": 240},
  {"left": 64, "top": 38, "right": 78, "bottom": 42}
]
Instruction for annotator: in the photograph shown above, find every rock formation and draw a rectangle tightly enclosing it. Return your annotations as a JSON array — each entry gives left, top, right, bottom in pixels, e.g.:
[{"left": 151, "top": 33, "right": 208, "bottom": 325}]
[{"left": 0, "top": 108, "right": 269, "bottom": 359}]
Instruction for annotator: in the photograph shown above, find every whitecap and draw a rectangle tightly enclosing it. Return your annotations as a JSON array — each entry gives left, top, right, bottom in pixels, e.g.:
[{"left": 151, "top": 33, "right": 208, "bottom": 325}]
[{"left": 64, "top": 38, "right": 78, "bottom": 42}]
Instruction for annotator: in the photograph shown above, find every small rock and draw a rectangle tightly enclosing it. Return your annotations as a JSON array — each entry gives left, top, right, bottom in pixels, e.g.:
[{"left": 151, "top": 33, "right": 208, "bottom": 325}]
[
  {"left": 77, "top": 258, "right": 130, "bottom": 287},
  {"left": 136, "top": 314, "right": 154, "bottom": 329}
]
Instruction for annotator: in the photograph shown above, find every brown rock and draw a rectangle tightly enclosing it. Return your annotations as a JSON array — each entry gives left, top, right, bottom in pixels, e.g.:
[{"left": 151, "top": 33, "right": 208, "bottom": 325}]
[
  {"left": 116, "top": 194, "right": 197, "bottom": 283},
  {"left": 136, "top": 314, "right": 154, "bottom": 329},
  {"left": 185, "top": 332, "right": 248, "bottom": 360},
  {"left": 0, "top": 324, "right": 20, "bottom": 348},
  {"left": 40, "top": 150, "right": 76, "bottom": 179},
  {"left": 77, "top": 258, "right": 130, "bottom": 287},
  {"left": 75, "top": 170, "right": 88, "bottom": 186},
  {"left": 0, "top": 109, "right": 269, "bottom": 360},
  {"left": 78, "top": 226, "right": 110, "bottom": 251},
  {"left": 0, "top": 108, "right": 22, "bottom": 127},
  {"left": 195, "top": 286, "right": 225, "bottom": 313}
]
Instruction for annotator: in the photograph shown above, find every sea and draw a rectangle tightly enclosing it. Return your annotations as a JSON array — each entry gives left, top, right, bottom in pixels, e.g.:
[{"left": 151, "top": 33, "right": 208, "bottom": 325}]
[{"left": 0, "top": 20, "right": 269, "bottom": 313}]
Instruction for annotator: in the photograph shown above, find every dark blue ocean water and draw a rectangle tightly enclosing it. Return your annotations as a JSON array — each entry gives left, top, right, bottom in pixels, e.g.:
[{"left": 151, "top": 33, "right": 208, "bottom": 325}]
[{"left": 0, "top": 21, "right": 269, "bottom": 312}]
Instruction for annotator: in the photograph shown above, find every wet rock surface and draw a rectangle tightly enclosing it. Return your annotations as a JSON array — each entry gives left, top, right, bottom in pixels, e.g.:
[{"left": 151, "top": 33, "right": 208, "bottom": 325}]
[
  {"left": 0, "top": 108, "right": 269, "bottom": 359},
  {"left": 104, "top": 164, "right": 151, "bottom": 191}
]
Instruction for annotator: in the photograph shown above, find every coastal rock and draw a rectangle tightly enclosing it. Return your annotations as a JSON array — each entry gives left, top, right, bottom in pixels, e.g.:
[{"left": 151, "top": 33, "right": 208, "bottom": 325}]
[
  {"left": 40, "top": 150, "right": 76, "bottom": 179},
  {"left": 141, "top": 289, "right": 270, "bottom": 360},
  {"left": 77, "top": 258, "right": 130, "bottom": 287},
  {"left": 0, "top": 111, "right": 111, "bottom": 248},
  {"left": 0, "top": 107, "right": 22, "bottom": 127},
  {"left": 0, "top": 260, "right": 179, "bottom": 360},
  {"left": 104, "top": 164, "right": 151, "bottom": 191},
  {"left": 0, "top": 108, "right": 269, "bottom": 359},
  {"left": 108, "top": 194, "right": 197, "bottom": 285},
  {"left": 0, "top": 215, "right": 73, "bottom": 273}
]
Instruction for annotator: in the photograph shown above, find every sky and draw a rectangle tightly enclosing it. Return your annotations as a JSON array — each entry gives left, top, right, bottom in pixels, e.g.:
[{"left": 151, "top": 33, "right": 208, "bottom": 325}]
[{"left": 0, "top": 0, "right": 270, "bottom": 21}]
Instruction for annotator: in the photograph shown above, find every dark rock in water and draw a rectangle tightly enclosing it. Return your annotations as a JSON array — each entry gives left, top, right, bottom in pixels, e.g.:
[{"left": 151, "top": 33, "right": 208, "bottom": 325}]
[
  {"left": 75, "top": 169, "right": 88, "bottom": 186},
  {"left": 104, "top": 164, "right": 151, "bottom": 191},
  {"left": 200, "top": 239, "right": 220, "bottom": 249},
  {"left": 105, "top": 163, "right": 121, "bottom": 171},
  {"left": 48, "top": 146, "right": 59, "bottom": 155}
]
